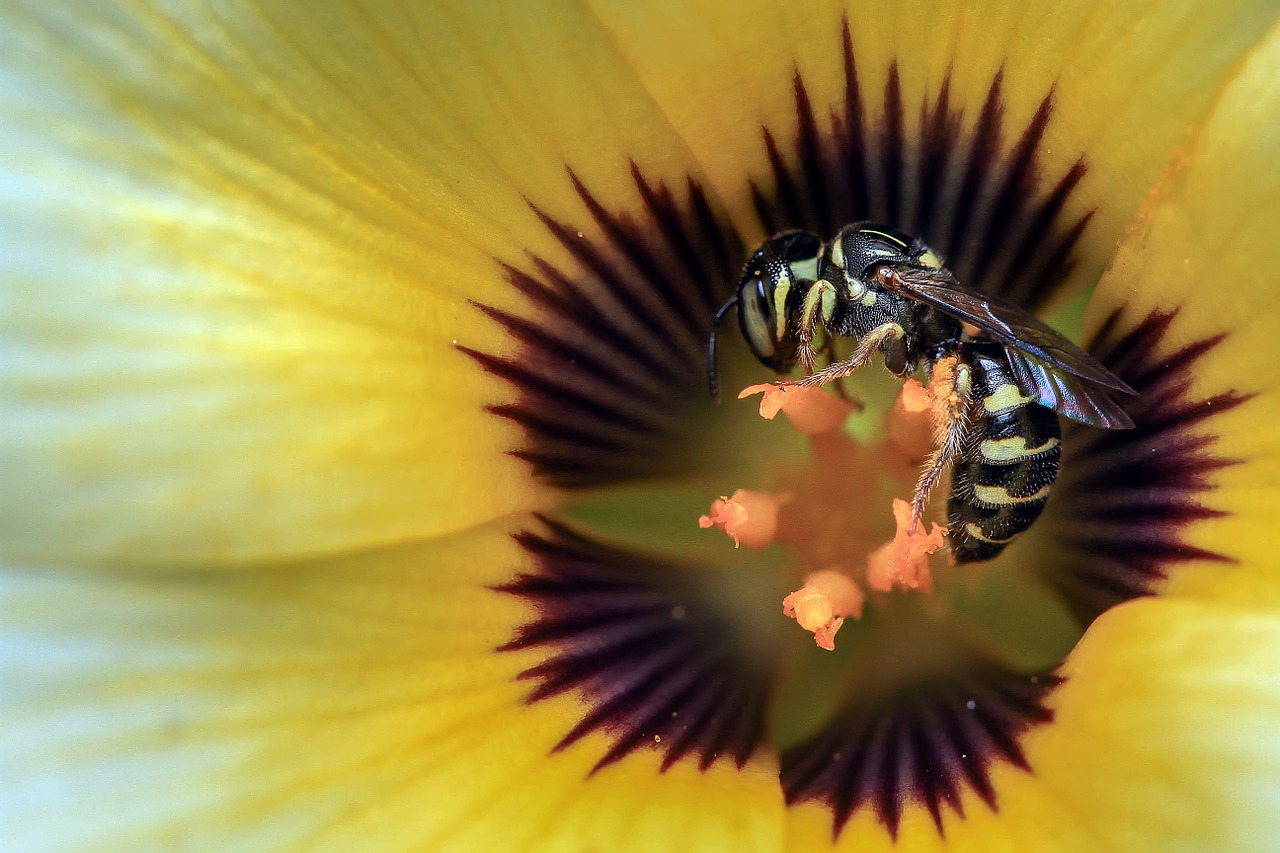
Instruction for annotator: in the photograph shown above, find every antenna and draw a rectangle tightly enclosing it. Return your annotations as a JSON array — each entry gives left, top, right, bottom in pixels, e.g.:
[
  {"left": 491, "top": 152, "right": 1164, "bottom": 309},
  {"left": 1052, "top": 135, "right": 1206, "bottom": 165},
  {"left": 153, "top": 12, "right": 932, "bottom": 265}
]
[{"left": 706, "top": 295, "right": 738, "bottom": 403}]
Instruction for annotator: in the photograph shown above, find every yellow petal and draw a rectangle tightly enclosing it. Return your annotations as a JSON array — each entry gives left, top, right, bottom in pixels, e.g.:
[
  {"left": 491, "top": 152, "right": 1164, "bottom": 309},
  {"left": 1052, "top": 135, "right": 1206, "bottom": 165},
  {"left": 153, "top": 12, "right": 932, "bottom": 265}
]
[
  {"left": 0, "top": 517, "right": 786, "bottom": 850},
  {"left": 0, "top": 2, "right": 750, "bottom": 564},
  {"left": 1085, "top": 17, "right": 1280, "bottom": 606},
  {"left": 588, "top": 0, "right": 1276, "bottom": 298},
  {"left": 1026, "top": 598, "right": 1280, "bottom": 851}
]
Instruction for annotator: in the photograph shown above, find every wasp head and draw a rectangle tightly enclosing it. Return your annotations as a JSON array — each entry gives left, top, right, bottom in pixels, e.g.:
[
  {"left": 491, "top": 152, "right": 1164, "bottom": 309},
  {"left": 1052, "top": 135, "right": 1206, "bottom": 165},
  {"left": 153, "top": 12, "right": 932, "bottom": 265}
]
[
  {"left": 707, "top": 230, "right": 822, "bottom": 399},
  {"left": 734, "top": 230, "right": 822, "bottom": 370}
]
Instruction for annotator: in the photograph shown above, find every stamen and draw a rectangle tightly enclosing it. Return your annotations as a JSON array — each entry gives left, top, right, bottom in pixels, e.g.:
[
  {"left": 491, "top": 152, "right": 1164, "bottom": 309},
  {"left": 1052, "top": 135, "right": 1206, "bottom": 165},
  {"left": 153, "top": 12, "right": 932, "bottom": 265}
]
[
  {"left": 880, "top": 379, "right": 937, "bottom": 483},
  {"left": 898, "top": 377, "right": 932, "bottom": 413},
  {"left": 865, "top": 498, "right": 948, "bottom": 592},
  {"left": 730, "top": 379, "right": 950, "bottom": 596},
  {"left": 783, "top": 569, "right": 865, "bottom": 650},
  {"left": 698, "top": 489, "right": 782, "bottom": 548},
  {"left": 738, "top": 383, "right": 859, "bottom": 434}
]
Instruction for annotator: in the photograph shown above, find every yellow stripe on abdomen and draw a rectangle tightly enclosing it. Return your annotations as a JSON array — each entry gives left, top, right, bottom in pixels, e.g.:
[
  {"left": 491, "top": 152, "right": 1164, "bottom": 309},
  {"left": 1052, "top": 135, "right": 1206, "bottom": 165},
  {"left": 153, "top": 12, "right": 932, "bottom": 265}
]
[
  {"left": 964, "top": 522, "right": 1015, "bottom": 544},
  {"left": 978, "top": 435, "right": 1060, "bottom": 463},
  {"left": 981, "top": 383, "right": 1036, "bottom": 414},
  {"left": 971, "top": 483, "right": 1053, "bottom": 507}
]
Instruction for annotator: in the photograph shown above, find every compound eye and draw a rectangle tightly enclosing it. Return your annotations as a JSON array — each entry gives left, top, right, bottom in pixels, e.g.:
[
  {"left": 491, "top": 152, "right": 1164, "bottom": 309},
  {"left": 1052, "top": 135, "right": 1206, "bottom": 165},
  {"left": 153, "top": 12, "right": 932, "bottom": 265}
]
[{"left": 737, "top": 277, "right": 777, "bottom": 361}]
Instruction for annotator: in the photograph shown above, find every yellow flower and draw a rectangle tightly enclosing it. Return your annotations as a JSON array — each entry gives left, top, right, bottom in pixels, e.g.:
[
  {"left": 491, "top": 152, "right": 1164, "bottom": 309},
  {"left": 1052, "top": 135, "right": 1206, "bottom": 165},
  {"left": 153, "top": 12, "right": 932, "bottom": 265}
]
[{"left": 3, "top": 2, "right": 1280, "bottom": 850}]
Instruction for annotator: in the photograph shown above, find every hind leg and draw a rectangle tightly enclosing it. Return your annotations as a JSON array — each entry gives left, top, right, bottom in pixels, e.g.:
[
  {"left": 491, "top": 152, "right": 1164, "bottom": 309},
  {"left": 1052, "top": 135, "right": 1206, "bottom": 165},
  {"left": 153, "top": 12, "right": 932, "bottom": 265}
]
[{"left": 909, "top": 355, "right": 972, "bottom": 532}]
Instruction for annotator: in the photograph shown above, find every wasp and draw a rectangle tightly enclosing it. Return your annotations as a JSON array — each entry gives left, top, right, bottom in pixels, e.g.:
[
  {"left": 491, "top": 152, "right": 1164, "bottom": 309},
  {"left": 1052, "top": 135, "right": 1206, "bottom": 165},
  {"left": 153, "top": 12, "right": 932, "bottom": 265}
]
[{"left": 707, "top": 223, "right": 1137, "bottom": 563}]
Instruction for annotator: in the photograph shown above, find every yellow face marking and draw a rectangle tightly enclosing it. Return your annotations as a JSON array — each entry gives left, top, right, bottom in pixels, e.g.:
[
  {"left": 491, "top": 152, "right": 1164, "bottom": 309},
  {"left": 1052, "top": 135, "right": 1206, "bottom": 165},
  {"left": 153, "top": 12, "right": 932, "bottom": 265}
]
[
  {"left": 772, "top": 274, "right": 792, "bottom": 342},
  {"left": 964, "top": 522, "right": 1015, "bottom": 544},
  {"left": 857, "top": 285, "right": 878, "bottom": 307},
  {"left": 918, "top": 249, "right": 943, "bottom": 269},
  {"left": 982, "top": 383, "right": 1036, "bottom": 413},
  {"left": 979, "top": 436, "right": 1061, "bottom": 463},
  {"left": 972, "top": 483, "right": 1053, "bottom": 507}
]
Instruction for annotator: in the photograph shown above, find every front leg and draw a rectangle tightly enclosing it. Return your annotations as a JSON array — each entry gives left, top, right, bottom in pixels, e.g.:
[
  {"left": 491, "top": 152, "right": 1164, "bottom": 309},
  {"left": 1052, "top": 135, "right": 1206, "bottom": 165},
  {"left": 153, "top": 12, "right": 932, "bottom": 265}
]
[
  {"left": 796, "top": 280, "right": 837, "bottom": 374},
  {"left": 795, "top": 322, "right": 905, "bottom": 388}
]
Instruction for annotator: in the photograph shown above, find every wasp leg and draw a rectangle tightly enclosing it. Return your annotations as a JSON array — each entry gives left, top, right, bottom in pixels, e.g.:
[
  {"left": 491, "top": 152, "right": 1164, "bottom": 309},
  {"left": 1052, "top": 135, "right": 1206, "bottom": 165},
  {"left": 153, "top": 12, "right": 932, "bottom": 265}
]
[
  {"left": 797, "top": 334, "right": 821, "bottom": 376},
  {"left": 810, "top": 333, "right": 852, "bottom": 400},
  {"left": 796, "top": 280, "right": 836, "bottom": 374},
  {"left": 909, "top": 355, "right": 973, "bottom": 532},
  {"left": 795, "top": 322, "right": 905, "bottom": 388}
]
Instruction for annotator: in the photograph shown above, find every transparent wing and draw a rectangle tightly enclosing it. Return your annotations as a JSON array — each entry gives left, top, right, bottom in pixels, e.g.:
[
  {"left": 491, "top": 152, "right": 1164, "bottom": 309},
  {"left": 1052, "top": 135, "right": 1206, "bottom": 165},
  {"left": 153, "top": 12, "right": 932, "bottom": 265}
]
[
  {"left": 886, "top": 268, "right": 1137, "bottom": 429},
  {"left": 890, "top": 269, "right": 1134, "bottom": 393},
  {"left": 1004, "top": 348, "right": 1135, "bottom": 429}
]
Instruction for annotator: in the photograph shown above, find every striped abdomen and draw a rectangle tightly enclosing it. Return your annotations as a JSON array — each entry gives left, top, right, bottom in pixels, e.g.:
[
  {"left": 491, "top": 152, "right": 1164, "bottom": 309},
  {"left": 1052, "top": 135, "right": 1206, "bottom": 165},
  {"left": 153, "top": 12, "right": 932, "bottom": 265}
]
[{"left": 949, "top": 342, "right": 1061, "bottom": 563}]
